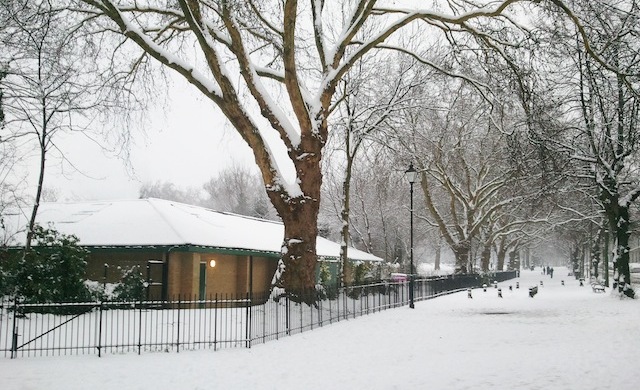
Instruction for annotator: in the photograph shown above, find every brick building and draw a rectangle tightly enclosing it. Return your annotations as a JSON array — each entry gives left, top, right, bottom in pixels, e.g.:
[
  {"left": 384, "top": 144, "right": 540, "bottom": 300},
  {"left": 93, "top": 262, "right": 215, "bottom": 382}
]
[{"left": 3, "top": 198, "right": 382, "bottom": 300}]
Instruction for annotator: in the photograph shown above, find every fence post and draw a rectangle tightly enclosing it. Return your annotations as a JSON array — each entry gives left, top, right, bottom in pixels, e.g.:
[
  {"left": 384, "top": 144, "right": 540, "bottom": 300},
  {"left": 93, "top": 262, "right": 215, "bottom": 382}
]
[
  {"left": 97, "top": 301, "right": 103, "bottom": 357},
  {"left": 336, "top": 287, "right": 340, "bottom": 322},
  {"left": 353, "top": 289, "right": 356, "bottom": 319},
  {"left": 275, "top": 295, "right": 279, "bottom": 341},
  {"left": 214, "top": 293, "right": 218, "bottom": 351},
  {"left": 137, "top": 298, "right": 143, "bottom": 355},
  {"left": 176, "top": 295, "right": 181, "bottom": 353},
  {"left": 262, "top": 293, "right": 266, "bottom": 344},
  {"left": 285, "top": 294, "right": 290, "bottom": 336},
  {"left": 329, "top": 293, "right": 333, "bottom": 324},
  {"left": 299, "top": 294, "right": 303, "bottom": 333},
  {"left": 10, "top": 298, "right": 18, "bottom": 359},
  {"left": 245, "top": 292, "right": 251, "bottom": 348},
  {"left": 310, "top": 290, "right": 314, "bottom": 331}
]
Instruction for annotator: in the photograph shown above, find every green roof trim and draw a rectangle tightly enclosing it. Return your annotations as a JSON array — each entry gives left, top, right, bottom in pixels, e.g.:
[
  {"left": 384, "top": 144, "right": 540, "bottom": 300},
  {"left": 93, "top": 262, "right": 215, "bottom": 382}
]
[
  {"left": 83, "top": 244, "right": 282, "bottom": 258},
  {"left": 87, "top": 245, "right": 353, "bottom": 261}
]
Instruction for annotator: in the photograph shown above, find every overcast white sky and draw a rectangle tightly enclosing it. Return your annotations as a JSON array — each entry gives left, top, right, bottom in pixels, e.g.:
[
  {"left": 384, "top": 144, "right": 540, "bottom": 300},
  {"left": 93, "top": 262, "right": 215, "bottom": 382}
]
[{"left": 26, "top": 77, "right": 258, "bottom": 202}]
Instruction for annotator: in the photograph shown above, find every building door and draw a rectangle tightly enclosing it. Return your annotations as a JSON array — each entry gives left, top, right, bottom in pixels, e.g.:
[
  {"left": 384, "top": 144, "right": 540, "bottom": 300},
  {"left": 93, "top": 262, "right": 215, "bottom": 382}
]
[
  {"left": 199, "top": 262, "right": 207, "bottom": 300},
  {"left": 146, "top": 260, "right": 165, "bottom": 301}
]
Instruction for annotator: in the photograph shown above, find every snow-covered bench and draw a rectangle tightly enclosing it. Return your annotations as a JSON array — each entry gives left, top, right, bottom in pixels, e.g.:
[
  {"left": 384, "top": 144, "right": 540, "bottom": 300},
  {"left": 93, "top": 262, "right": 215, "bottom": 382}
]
[
  {"left": 591, "top": 282, "right": 605, "bottom": 293},
  {"left": 589, "top": 277, "right": 606, "bottom": 293},
  {"left": 529, "top": 286, "right": 538, "bottom": 298}
]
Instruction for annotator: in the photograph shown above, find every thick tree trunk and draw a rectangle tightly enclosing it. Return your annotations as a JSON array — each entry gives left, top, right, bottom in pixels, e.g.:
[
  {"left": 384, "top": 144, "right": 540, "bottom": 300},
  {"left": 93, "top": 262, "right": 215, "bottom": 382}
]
[
  {"left": 496, "top": 244, "right": 506, "bottom": 271},
  {"left": 602, "top": 185, "right": 635, "bottom": 297},
  {"left": 613, "top": 207, "right": 634, "bottom": 298},
  {"left": 453, "top": 242, "right": 471, "bottom": 273},
  {"left": 278, "top": 198, "right": 320, "bottom": 304},
  {"left": 266, "top": 133, "right": 324, "bottom": 305},
  {"left": 337, "top": 113, "right": 355, "bottom": 288},
  {"left": 591, "top": 227, "right": 602, "bottom": 279},
  {"left": 339, "top": 155, "right": 353, "bottom": 287},
  {"left": 480, "top": 240, "right": 492, "bottom": 272},
  {"left": 507, "top": 251, "right": 517, "bottom": 271},
  {"left": 570, "top": 245, "right": 580, "bottom": 277}
]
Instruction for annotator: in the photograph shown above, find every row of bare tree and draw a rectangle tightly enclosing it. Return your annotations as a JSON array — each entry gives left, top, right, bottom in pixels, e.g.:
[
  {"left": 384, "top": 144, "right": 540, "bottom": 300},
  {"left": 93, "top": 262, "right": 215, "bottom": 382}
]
[{"left": 1, "top": 1, "right": 638, "bottom": 301}]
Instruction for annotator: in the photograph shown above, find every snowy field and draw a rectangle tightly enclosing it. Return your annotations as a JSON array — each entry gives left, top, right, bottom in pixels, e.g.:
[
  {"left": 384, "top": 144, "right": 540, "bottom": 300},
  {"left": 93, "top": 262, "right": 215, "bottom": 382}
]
[{"left": 1, "top": 267, "right": 638, "bottom": 390}]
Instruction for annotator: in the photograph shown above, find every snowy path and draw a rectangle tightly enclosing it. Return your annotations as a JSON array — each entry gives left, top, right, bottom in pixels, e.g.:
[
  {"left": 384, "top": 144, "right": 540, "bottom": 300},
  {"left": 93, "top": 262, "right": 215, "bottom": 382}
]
[{"left": 1, "top": 267, "right": 638, "bottom": 390}]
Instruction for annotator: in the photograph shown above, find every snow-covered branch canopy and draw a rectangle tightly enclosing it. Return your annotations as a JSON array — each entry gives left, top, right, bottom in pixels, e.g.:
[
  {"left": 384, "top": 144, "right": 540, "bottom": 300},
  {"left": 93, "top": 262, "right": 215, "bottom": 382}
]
[{"left": 73, "top": 0, "right": 536, "bottom": 203}]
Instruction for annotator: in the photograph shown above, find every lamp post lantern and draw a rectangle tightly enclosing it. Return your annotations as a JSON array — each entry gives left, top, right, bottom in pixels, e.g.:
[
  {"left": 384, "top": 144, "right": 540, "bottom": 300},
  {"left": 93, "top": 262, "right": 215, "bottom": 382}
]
[{"left": 405, "top": 163, "right": 417, "bottom": 309}]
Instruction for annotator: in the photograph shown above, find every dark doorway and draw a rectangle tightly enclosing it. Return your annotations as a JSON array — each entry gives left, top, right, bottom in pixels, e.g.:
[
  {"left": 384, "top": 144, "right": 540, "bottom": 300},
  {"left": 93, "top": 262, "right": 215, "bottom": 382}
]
[{"left": 199, "top": 262, "right": 207, "bottom": 300}]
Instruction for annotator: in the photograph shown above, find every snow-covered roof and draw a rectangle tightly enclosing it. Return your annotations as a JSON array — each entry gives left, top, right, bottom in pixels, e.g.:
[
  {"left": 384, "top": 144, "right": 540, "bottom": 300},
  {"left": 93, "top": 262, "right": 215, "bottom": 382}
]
[{"left": 3, "top": 198, "right": 382, "bottom": 262}]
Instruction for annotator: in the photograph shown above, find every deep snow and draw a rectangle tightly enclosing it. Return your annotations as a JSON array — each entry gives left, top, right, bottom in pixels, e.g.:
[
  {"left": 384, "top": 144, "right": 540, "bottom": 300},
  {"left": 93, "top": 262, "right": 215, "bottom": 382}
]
[{"left": 1, "top": 267, "right": 638, "bottom": 390}]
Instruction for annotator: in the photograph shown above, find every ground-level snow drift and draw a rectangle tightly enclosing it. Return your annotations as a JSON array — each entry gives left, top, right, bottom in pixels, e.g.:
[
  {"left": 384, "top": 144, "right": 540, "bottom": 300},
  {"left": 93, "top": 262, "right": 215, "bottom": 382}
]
[{"left": 1, "top": 267, "right": 637, "bottom": 390}]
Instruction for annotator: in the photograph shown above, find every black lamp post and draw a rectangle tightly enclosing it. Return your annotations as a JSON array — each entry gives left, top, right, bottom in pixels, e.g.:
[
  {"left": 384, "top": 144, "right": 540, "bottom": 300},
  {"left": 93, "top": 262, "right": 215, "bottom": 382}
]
[{"left": 405, "top": 163, "right": 417, "bottom": 309}]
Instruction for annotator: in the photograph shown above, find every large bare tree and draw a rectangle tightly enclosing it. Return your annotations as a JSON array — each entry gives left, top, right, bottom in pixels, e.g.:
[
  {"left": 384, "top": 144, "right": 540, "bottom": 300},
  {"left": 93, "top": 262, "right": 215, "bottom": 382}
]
[{"left": 69, "top": 0, "right": 595, "bottom": 302}]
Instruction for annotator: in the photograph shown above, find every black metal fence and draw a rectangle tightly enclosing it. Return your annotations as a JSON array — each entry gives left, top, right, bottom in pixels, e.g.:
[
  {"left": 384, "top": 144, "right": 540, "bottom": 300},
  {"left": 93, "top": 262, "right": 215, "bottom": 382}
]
[{"left": 0, "top": 271, "right": 517, "bottom": 358}]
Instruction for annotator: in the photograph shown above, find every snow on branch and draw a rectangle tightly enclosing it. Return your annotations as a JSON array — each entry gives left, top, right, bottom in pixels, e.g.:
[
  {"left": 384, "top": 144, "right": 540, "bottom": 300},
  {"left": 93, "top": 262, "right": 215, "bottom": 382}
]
[
  {"left": 215, "top": 2, "right": 301, "bottom": 150},
  {"left": 94, "top": 1, "right": 224, "bottom": 100},
  {"left": 549, "top": 0, "right": 639, "bottom": 80},
  {"left": 619, "top": 187, "right": 640, "bottom": 208},
  {"left": 324, "top": 0, "right": 526, "bottom": 111},
  {"left": 375, "top": 44, "right": 493, "bottom": 101}
]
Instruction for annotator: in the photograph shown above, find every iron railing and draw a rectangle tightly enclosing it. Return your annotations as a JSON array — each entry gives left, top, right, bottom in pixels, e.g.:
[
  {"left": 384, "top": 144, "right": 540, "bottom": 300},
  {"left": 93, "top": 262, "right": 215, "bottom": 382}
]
[{"left": 0, "top": 271, "right": 517, "bottom": 358}]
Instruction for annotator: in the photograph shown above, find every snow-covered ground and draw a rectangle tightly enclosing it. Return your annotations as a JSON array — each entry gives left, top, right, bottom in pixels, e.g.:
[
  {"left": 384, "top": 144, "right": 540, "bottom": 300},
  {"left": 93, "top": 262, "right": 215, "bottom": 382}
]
[{"left": 1, "top": 267, "right": 638, "bottom": 390}]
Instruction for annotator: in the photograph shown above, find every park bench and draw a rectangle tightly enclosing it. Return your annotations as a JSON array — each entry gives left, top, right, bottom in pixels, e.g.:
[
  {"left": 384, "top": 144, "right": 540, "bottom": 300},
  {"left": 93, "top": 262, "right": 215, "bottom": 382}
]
[
  {"left": 529, "top": 286, "right": 538, "bottom": 298},
  {"left": 591, "top": 281, "right": 605, "bottom": 293}
]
